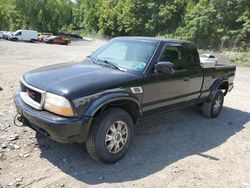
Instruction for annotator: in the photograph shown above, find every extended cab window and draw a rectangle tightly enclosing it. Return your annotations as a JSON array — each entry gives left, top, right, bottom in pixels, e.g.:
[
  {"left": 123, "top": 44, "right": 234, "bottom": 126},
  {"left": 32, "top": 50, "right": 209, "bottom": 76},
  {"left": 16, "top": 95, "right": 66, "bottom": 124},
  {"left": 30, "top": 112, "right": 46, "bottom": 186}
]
[
  {"left": 160, "top": 45, "right": 187, "bottom": 70},
  {"left": 186, "top": 44, "right": 200, "bottom": 67}
]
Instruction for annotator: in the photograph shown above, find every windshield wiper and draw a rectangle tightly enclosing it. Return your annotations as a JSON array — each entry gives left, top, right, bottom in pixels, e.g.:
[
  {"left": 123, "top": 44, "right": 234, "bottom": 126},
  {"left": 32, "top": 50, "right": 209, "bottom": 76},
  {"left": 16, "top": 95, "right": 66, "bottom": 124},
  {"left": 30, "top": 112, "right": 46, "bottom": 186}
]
[
  {"left": 100, "top": 60, "right": 122, "bottom": 71},
  {"left": 88, "top": 56, "right": 123, "bottom": 71},
  {"left": 87, "top": 56, "right": 97, "bottom": 64},
  {"left": 87, "top": 56, "right": 124, "bottom": 71}
]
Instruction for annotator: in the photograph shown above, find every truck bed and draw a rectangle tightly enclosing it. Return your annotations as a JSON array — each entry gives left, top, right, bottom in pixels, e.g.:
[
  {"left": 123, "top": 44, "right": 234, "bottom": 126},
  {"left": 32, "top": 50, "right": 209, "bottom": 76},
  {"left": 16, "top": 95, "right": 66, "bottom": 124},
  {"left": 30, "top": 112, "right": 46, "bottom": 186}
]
[{"left": 199, "top": 63, "right": 236, "bottom": 102}]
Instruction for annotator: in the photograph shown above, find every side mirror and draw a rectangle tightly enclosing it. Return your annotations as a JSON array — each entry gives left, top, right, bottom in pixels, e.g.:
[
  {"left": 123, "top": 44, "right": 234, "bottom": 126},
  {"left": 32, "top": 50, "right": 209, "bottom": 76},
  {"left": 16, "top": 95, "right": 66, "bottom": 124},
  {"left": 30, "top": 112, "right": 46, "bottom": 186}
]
[{"left": 154, "top": 61, "right": 175, "bottom": 74}]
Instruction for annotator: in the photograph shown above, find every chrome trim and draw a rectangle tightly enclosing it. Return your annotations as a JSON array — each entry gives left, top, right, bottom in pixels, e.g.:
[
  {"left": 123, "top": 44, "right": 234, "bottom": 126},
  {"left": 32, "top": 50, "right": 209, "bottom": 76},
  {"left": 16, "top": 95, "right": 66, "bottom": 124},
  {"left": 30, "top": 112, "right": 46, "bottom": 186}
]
[
  {"left": 20, "top": 92, "right": 43, "bottom": 110},
  {"left": 21, "top": 77, "right": 46, "bottom": 94},
  {"left": 20, "top": 77, "right": 46, "bottom": 110}
]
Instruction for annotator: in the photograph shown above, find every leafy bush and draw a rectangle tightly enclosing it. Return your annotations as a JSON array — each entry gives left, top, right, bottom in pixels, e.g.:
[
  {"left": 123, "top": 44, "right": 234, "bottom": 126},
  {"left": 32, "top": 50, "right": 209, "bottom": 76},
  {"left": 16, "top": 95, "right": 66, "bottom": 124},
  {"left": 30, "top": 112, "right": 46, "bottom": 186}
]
[{"left": 224, "top": 51, "right": 250, "bottom": 66}]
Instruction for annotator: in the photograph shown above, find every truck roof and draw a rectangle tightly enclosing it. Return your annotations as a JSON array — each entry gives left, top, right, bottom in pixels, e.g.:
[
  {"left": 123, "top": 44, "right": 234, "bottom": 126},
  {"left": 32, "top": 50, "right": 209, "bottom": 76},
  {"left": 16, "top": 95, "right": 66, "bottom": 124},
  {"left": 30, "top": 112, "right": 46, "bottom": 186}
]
[{"left": 114, "top": 36, "right": 193, "bottom": 45}]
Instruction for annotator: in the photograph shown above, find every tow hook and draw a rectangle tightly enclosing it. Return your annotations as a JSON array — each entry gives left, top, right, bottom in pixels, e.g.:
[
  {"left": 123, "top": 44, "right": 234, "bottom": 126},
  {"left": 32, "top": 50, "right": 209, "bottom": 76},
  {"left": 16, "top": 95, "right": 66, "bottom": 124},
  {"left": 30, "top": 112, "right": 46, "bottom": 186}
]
[{"left": 14, "top": 114, "right": 26, "bottom": 127}]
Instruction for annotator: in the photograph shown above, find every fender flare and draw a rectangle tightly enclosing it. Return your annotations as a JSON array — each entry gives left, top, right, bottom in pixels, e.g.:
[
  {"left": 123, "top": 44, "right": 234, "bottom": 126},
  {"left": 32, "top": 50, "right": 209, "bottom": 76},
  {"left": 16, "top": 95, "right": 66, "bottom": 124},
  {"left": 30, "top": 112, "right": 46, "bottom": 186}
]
[
  {"left": 210, "top": 79, "right": 229, "bottom": 91},
  {"left": 208, "top": 79, "right": 229, "bottom": 100},
  {"left": 80, "top": 92, "right": 141, "bottom": 143},
  {"left": 84, "top": 92, "right": 142, "bottom": 117}
]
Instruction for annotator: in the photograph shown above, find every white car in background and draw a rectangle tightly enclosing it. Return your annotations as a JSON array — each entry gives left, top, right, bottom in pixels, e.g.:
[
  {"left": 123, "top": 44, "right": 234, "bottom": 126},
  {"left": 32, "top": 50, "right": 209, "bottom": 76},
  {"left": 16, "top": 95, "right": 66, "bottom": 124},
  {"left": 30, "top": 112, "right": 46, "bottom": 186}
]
[{"left": 200, "top": 54, "right": 218, "bottom": 67}]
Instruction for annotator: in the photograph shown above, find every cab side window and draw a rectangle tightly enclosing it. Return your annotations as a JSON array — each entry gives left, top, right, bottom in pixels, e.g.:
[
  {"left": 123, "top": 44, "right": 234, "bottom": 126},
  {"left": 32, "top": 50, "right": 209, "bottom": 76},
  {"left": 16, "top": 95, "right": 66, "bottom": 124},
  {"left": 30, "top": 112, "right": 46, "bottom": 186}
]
[
  {"left": 15, "top": 32, "right": 22, "bottom": 36},
  {"left": 160, "top": 46, "right": 187, "bottom": 70}
]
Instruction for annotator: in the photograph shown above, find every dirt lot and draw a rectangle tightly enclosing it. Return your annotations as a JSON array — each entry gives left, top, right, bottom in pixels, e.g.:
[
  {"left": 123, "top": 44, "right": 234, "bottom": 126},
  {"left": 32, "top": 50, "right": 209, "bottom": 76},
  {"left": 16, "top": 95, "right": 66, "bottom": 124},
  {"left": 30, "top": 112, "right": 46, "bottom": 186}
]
[{"left": 0, "top": 39, "right": 250, "bottom": 188}]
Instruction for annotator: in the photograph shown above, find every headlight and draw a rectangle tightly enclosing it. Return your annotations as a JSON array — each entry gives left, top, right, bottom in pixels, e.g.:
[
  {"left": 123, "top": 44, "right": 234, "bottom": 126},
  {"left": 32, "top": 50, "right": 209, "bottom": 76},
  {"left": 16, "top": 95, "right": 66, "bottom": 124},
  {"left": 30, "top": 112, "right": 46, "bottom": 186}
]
[{"left": 44, "top": 92, "right": 75, "bottom": 117}]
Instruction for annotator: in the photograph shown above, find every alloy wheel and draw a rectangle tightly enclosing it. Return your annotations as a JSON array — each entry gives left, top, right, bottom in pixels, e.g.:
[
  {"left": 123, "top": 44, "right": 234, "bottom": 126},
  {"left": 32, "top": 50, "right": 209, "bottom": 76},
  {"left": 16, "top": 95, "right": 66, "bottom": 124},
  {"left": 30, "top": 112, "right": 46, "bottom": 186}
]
[{"left": 105, "top": 120, "right": 128, "bottom": 154}]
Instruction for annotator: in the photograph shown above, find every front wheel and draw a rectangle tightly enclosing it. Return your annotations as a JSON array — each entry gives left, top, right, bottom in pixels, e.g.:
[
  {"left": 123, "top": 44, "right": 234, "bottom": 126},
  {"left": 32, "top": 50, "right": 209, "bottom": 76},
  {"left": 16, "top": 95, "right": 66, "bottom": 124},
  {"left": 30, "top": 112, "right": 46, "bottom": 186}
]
[
  {"left": 86, "top": 108, "right": 134, "bottom": 163},
  {"left": 202, "top": 90, "right": 224, "bottom": 118}
]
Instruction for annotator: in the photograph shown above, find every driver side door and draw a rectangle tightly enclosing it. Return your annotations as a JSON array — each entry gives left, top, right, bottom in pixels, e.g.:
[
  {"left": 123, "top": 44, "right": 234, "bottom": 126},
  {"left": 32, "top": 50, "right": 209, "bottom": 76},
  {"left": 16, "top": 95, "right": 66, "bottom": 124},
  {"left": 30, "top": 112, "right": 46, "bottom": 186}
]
[{"left": 142, "top": 44, "right": 190, "bottom": 115}]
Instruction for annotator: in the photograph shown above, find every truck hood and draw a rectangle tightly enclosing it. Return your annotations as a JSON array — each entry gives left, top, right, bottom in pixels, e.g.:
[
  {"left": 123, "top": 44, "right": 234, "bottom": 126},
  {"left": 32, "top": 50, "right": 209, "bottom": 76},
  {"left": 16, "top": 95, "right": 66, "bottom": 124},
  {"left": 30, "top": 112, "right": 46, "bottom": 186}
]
[{"left": 23, "top": 60, "right": 142, "bottom": 99}]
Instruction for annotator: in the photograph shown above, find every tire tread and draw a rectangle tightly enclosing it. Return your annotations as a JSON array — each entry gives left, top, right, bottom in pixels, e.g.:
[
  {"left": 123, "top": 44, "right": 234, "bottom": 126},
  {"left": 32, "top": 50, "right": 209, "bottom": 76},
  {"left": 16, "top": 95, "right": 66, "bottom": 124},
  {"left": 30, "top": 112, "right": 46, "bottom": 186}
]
[
  {"left": 86, "top": 108, "right": 133, "bottom": 163},
  {"left": 202, "top": 90, "right": 224, "bottom": 118}
]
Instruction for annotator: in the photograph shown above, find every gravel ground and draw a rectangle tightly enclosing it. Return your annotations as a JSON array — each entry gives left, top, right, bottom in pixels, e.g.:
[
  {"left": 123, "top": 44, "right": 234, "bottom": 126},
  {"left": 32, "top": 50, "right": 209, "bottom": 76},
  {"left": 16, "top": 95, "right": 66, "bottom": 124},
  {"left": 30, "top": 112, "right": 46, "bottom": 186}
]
[{"left": 0, "top": 39, "right": 250, "bottom": 188}]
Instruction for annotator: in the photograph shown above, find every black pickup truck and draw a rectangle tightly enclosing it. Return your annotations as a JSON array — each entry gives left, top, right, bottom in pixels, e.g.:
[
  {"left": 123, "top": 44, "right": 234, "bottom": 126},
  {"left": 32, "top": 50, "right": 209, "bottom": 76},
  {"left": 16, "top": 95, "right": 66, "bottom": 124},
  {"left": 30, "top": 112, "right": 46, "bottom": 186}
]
[{"left": 14, "top": 37, "right": 236, "bottom": 163}]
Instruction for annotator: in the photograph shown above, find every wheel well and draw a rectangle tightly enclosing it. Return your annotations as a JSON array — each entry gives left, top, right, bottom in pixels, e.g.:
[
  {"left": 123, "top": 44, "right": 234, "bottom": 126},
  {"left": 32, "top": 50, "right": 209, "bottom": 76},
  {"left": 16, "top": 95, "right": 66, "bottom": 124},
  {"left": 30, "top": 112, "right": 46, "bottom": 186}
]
[
  {"left": 218, "top": 81, "right": 229, "bottom": 96},
  {"left": 94, "top": 100, "right": 140, "bottom": 124}
]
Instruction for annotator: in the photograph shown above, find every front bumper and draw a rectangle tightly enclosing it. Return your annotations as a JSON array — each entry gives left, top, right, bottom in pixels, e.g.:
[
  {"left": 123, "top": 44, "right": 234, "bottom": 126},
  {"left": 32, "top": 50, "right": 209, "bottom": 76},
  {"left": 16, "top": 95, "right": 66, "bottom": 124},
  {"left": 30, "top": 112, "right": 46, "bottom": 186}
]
[{"left": 14, "top": 93, "right": 92, "bottom": 143}]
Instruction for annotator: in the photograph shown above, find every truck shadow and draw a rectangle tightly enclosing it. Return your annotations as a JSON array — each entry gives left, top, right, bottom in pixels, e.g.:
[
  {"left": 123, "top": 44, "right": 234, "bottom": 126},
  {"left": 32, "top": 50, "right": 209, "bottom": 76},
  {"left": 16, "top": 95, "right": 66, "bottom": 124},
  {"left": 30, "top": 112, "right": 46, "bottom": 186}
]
[{"left": 37, "top": 106, "right": 249, "bottom": 184}]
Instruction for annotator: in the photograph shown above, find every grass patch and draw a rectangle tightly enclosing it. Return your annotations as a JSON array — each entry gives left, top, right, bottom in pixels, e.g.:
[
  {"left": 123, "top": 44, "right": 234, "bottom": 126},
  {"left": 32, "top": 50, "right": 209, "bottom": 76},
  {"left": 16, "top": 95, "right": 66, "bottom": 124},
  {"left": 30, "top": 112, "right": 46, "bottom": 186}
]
[{"left": 222, "top": 51, "right": 250, "bottom": 66}]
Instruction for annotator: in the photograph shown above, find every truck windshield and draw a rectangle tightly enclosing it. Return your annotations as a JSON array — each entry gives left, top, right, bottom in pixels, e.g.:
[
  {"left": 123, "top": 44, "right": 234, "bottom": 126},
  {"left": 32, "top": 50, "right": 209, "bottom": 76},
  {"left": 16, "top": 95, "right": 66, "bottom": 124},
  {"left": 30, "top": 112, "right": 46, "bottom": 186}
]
[{"left": 90, "top": 39, "right": 159, "bottom": 72}]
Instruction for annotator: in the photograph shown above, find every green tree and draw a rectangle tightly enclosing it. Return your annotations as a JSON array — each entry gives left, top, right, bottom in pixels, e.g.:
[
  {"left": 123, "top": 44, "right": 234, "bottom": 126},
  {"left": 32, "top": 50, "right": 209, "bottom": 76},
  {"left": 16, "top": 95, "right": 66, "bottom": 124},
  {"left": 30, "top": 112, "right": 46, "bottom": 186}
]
[
  {"left": 14, "top": 0, "right": 73, "bottom": 33},
  {"left": 0, "top": 0, "right": 249, "bottom": 50},
  {"left": 212, "top": 0, "right": 250, "bottom": 48},
  {"left": 177, "top": 0, "right": 219, "bottom": 49}
]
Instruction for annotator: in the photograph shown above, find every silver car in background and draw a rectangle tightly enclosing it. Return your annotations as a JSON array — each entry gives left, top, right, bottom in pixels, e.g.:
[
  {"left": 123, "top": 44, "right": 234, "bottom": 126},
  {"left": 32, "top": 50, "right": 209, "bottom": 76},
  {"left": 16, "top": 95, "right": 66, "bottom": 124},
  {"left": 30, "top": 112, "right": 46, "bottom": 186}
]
[{"left": 200, "top": 54, "right": 218, "bottom": 67}]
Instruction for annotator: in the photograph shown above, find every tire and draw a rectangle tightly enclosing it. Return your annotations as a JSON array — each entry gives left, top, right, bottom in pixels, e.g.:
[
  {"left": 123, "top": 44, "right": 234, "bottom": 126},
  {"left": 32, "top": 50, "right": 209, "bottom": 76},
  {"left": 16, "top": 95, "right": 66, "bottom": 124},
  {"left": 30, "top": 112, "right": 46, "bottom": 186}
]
[
  {"left": 35, "top": 131, "right": 47, "bottom": 139},
  {"left": 12, "top": 38, "right": 18, "bottom": 41},
  {"left": 202, "top": 90, "right": 224, "bottom": 118},
  {"left": 47, "top": 40, "right": 53, "bottom": 44},
  {"left": 86, "top": 108, "right": 134, "bottom": 163}
]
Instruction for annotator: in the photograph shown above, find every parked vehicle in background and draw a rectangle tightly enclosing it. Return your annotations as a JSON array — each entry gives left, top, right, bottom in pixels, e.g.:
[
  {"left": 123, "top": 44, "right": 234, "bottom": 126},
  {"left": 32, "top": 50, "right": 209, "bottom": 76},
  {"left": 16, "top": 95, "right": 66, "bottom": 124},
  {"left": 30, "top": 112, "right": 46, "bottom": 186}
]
[
  {"left": 44, "top": 36, "right": 70, "bottom": 45},
  {"left": 2, "top": 31, "right": 13, "bottom": 40},
  {"left": 0, "top": 31, "right": 3, "bottom": 39},
  {"left": 14, "top": 37, "right": 236, "bottom": 163},
  {"left": 200, "top": 54, "right": 218, "bottom": 68},
  {"left": 59, "top": 31, "right": 82, "bottom": 39},
  {"left": 7, "top": 32, "right": 14, "bottom": 40},
  {"left": 37, "top": 33, "right": 52, "bottom": 42},
  {"left": 9, "top": 30, "right": 38, "bottom": 42},
  {"left": 2, "top": 31, "right": 8, "bottom": 39},
  {"left": 70, "top": 33, "right": 82, "bottom": 39}
]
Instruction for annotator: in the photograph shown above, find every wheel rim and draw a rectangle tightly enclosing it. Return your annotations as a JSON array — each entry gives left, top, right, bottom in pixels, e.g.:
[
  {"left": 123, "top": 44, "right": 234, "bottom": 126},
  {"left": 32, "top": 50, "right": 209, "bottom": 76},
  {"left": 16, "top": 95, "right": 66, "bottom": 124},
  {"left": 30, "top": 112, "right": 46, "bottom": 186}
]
[
  {"left": 213, "top": 95, "right": 222, "bottom": 113},
  {"left": 105, "top": 120, "right": 128, "bottom": 154}
]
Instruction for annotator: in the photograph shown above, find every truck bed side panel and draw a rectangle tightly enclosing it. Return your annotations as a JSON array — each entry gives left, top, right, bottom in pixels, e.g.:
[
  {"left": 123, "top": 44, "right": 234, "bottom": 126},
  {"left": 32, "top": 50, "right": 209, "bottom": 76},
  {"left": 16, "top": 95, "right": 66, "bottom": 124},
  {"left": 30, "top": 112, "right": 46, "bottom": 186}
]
[{"left": 199, "top": 65, "right": 236, "bottom": 101}]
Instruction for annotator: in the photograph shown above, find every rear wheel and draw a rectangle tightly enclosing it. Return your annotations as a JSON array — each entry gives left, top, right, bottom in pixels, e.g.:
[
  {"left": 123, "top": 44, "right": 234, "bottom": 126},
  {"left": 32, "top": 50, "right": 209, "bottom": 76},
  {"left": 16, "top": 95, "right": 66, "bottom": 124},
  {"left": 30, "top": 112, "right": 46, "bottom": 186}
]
[
  {"left": 86, "top": 108, "right": 134, "bottom": 163},
  {"left": 47, "top": 40, "right": 53, "bottom": 44},
  {"left": 202, "top": 90, "right": 224, "bottom": 118}
]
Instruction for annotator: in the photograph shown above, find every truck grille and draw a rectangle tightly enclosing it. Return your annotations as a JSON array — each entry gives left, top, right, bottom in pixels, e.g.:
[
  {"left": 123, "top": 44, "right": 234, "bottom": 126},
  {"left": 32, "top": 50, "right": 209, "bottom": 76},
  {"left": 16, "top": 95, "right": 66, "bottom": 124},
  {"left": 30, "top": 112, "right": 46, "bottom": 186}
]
[
  {"left": 21, "top": 83, "right": 42, "bottom": 103},
  {"left": 20, "top": 79, "right": 46, "bottom": 110}
]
